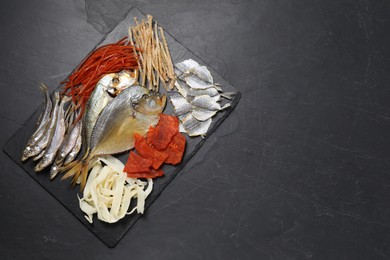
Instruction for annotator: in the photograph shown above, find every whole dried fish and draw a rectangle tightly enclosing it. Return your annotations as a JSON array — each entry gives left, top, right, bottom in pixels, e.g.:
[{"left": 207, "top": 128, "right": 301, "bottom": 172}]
[
  {"left": 63, "top": 131, "right": 82, "bottom": 166},
  {"left": 55, "top": 119, "right": 82, "bottom": 165},
  {"left": 83, "top": 70, "right": 137, "bottom": 151},
  {"left": 21, "top": 84, "right": 52, "bottom": 161},
  {"left": 35, "top": 95, "right": 69, "bottom": 172},
  {"left": 50, "top": 118, "right": 82, "bottom": 179}
]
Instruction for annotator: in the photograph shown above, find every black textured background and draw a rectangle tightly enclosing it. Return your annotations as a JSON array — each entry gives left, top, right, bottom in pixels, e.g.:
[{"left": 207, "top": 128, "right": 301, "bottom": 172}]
[{"left": 1, "top": 0, "right": 390, "bottom": 259}]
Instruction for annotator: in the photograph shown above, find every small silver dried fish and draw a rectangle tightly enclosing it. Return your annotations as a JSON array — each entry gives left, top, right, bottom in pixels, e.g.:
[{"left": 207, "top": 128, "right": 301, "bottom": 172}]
[
  {"left": 50, "top": 118, "right": 82, "bottom": 179},
  {"left": 35, "top": 95, "right": 69, "bottom": 172},
  {"left": 63, "top": 131, "right": 82, "bottom": 166},
  {"left": 21, "top": 84, "right": 53, "bottom": 161},
  {"left": 26, "top": 92, "right": 61, "bottom": 159}
]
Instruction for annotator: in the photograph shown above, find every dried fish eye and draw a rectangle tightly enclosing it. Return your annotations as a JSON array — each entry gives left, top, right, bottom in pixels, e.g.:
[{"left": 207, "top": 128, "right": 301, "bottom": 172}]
[
  {"left": 131, "top": 100, "right": 139, "bottom": 107},
  {"left": 106, "top": 87, "right": 118, "bottom": 98},
  {"left": 141, "top": 94, "right": 148, "bottom": 101},
  {"left": 112, "top": 77, "right": 120, "bottom": 85}
]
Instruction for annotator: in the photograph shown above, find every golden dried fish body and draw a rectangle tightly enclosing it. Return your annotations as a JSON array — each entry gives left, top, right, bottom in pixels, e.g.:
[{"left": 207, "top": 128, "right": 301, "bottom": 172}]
[
  {"left": 21, "top": 84, "right": 53, "bottom": 161},
  {"left": 35, "top": 95, "right": 70, "bottom": 172},
  {"left": 90, "top": 85, "right": 166, "bottom": 155}
]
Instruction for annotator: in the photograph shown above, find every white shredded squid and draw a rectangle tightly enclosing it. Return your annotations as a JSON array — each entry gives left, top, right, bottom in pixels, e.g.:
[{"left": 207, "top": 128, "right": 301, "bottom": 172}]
[{"left": 78, "top": 155, "right": 153, "bottom": 224}]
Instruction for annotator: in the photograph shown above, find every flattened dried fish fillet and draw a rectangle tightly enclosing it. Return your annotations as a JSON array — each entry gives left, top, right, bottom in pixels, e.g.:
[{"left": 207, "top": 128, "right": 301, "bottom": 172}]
[
  {"left": 169, "top": 94, "right": 192, "bottom": 116},
  {"left": 191, "top": 95, "right": 222, "bottom": 111},
  {"left": 181, "top": 114, "right": 212, "bottom": 137},
  {"left": 187, "top": 87, "right": 219, "bottom": 97},
  {"left": 191, "top": 107, "right": 218, "bottom": 121}
]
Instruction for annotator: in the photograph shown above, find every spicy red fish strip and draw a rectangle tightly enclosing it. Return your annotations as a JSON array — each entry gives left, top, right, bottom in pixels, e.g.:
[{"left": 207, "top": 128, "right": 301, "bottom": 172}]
[
  {"left": 134, "top": 133, "right": 168, "bottom": 169},
  {"left": 146, "top": 114, "right": 179, "bottom": 150},
  {"left": 124, "top": 151, "right": 152, "bottom": 173}
]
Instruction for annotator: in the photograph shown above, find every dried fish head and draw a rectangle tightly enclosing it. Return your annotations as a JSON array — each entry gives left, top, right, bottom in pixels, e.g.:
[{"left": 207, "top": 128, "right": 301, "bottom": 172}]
[
  {"left": 106, "top": 70, "right": 138, "bottom": 97},
  {"left": 21, "top": 146, "right": 36, "bottom": 161},
  {"left": 134, "top": 92, "right": 166, "bottom": 115}
]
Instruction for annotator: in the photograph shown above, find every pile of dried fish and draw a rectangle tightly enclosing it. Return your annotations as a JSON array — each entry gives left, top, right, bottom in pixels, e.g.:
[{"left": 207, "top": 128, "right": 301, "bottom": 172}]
[
  {"left": 170, "top": 59, "right": 235, "bottom": 136},
  {"left": 21, "top": 71, "right": 140, "bottom": 180}
]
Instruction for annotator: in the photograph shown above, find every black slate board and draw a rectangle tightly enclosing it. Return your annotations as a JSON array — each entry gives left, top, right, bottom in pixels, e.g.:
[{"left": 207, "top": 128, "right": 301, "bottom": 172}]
[{"left": 2, "top": 7, "right": 240, "bottom": 248}]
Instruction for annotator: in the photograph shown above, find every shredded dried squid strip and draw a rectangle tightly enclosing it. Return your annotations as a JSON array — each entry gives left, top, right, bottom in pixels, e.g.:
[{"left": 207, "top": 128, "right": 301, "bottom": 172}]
[{"left": 78, "top": 155, "right": 153, "bottom": 224}]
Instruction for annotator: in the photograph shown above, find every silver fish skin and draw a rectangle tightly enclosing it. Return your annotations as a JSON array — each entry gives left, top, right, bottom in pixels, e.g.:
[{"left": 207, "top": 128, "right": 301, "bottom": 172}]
[
  {"left": 169, "top": 94, "right": 192, "bottom": 116},
  {"left": 175, "top": 59, "right": 201, "bottom": 75},
  {"left": 63, "top": 131, "right": 82, "bottom": 166},
  {"left": 182, "top": 74, "right": 216, "bottom": 90},
  {"left": 191, "top": 107, "right": 218, "bottom": 121},
  {"left": 190, "top": 65, "right": 214, "bottom": 84},
  {"left": 175, "top": 59, "right": 221, "bottom": 91},
  {"left": 190, "top": 95, "right": 223, "bottom": 111},
  {"left": 55, "top": 119, "right": 82, "bottom": 165},
  {"left": 187, "top": 87, "right": 219, "bottom": 98},
  {"left": 173, "top": 78, "right": 190, "bottom": 98},
  {"left": 175, "top": 59, "right": 214, "bottom": 83},
  {"left": 21, "top": 84, "right": 53, "bottom": 161},
  {"left": 35, "top": 95, "right": 69, "bottom": 172},
  {"left": 32, "top": 149, "right": 45, "bottom": 161},
  {"left": 83, "top": 76, "right": 115, "bottom": 151},
  {"left": 181, "top": 113, "right": 212, "bottom": 137},
  {"left": 49, "top": 161, "right": 62, "bottom": 180}
]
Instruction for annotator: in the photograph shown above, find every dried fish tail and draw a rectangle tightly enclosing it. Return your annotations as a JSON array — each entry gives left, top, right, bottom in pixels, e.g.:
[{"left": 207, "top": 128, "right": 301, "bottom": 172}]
[{"left": 60, "top": 151, "right": 94, "bottom": 190}]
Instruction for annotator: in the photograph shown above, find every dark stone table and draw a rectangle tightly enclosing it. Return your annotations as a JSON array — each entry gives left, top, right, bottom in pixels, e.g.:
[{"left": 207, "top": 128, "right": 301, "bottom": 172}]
[{"left": 1, "top": 0, "right": 389, "bottom": 259}]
